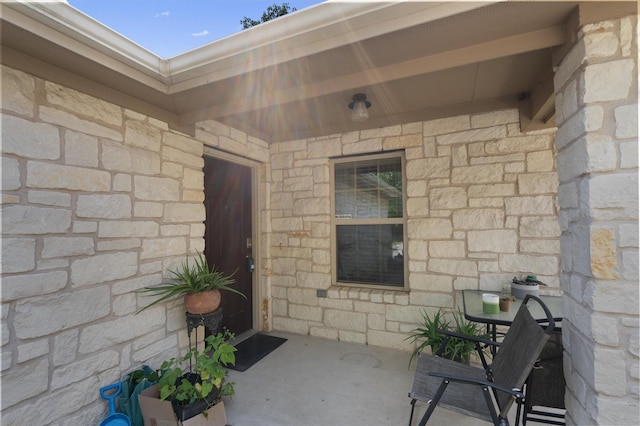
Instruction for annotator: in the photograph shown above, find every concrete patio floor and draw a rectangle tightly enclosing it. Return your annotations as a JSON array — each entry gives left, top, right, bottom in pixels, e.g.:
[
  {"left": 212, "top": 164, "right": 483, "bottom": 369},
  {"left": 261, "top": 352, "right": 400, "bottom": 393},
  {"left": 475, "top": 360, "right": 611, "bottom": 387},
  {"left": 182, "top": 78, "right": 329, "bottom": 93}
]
[{"left": 224, "top": 331, "right": 502, "bottom": 426}]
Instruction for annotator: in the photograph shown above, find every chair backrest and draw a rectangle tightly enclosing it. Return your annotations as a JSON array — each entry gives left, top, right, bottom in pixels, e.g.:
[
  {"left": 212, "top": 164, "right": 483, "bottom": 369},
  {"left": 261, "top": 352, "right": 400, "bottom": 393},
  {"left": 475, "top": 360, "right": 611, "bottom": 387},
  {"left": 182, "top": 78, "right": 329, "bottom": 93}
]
[{"left": 490, "top": 295, "right": 553, "bottom": 416}]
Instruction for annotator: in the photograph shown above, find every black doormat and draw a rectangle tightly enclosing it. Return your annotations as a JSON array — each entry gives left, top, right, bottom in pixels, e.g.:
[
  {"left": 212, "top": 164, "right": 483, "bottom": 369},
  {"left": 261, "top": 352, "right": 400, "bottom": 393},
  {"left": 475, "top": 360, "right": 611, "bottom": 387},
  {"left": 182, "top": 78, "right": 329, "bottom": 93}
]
[{"left": 228, "top": 333, "right": 287, "bottom": 372}]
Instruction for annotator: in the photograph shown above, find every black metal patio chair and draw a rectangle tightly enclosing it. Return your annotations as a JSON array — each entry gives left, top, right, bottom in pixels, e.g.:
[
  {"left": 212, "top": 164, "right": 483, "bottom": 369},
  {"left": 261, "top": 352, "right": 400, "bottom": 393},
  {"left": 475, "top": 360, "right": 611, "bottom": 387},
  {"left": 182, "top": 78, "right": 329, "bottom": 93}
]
[{"left": 408, "top": 295, "right": 555, "bottom": 426}]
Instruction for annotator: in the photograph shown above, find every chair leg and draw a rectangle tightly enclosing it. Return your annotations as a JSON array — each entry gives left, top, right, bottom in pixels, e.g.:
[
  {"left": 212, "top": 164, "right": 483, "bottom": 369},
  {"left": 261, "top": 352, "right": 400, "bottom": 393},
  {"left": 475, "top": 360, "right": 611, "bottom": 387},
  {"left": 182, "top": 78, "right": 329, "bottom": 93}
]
[
  {"left": 409, "top": 398, "right": 416, "bottom": 426},
  {"left": 418, "top": 379, "right": 450, "bottom": 426}
]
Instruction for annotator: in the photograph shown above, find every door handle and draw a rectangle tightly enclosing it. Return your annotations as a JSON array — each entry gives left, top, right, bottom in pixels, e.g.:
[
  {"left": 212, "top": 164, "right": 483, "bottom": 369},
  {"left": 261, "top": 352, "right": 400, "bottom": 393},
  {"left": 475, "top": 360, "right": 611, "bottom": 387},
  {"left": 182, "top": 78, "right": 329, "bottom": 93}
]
[{"left": 246, "top": 255, "right": 255, "bottom": 272}]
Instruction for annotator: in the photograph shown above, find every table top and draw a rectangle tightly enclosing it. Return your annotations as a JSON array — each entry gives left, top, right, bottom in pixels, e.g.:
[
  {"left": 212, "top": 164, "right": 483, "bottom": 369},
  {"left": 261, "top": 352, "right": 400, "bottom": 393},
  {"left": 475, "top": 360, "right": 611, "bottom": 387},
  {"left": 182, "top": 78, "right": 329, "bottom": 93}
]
[{"left": 462, "top": 290, "right": 563, "bottom": 326}]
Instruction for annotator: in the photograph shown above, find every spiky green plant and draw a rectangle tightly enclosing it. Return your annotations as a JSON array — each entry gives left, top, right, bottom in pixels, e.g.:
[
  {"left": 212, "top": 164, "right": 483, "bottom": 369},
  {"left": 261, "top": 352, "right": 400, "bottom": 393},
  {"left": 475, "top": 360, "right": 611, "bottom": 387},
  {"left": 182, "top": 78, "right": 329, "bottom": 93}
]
[
  {"left": 405, "top": 309, "right": 450, "bottom": 366},
  {"left": 136, "top": 251, "right": 245, "bottom": 313}
]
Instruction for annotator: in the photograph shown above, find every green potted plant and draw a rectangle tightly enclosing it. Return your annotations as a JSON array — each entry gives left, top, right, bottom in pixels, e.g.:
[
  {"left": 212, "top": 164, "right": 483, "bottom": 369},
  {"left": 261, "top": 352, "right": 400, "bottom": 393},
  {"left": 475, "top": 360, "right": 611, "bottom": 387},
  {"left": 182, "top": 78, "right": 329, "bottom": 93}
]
[
  {"left": 158, "top": 331, "right": 237, "bottom": 421},
  {"left": 406, "top": 309, "right": 487, "bottom": 365},
  {"left": 137, "top": 251, "right": 245, "bottom": 314}
]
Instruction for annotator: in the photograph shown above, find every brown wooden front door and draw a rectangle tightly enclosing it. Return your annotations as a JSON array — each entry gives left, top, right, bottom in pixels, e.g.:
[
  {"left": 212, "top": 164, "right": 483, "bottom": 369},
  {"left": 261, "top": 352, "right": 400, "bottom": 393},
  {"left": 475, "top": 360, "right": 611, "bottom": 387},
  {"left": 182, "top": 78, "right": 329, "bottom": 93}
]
[{"left": 203, "top": 156, "right": 253, "bottom": 335}]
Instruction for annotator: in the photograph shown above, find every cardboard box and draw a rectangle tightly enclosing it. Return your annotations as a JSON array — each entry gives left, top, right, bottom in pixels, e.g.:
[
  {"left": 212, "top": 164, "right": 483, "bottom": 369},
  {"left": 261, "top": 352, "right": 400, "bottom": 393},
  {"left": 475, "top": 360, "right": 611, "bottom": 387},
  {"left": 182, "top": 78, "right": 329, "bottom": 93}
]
[{"left": 138, "top": 384, "right": 227, "bottom": 426}]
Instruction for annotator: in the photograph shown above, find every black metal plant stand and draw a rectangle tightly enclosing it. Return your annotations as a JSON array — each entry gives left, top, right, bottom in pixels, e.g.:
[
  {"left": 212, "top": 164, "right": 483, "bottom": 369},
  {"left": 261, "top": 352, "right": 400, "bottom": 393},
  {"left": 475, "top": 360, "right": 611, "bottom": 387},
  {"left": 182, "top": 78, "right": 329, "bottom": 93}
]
[{"left": 185, "top": 308, "right": 223, "bottom": 369}]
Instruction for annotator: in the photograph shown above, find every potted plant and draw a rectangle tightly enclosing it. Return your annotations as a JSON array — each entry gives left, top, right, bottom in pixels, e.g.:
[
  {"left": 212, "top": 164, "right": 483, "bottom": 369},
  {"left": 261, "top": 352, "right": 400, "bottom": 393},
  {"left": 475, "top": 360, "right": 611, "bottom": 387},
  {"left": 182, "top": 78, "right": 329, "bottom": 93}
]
[
  {"left": 137, "top": 251, "right": 245, "bottom": 314},
  {"left": 158, "top": 331, "right": 237, "bottom": 421},
  {"left": 406, "top": 309, "right": 487, "bottom": 365}
]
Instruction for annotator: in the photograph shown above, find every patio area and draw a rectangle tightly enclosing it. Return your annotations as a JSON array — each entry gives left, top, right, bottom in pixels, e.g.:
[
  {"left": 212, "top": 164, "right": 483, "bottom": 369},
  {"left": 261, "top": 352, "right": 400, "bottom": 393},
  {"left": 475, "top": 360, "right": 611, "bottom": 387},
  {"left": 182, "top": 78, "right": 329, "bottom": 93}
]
[{"left": 225, "top": 331, "right": 513, "bottom": 426}]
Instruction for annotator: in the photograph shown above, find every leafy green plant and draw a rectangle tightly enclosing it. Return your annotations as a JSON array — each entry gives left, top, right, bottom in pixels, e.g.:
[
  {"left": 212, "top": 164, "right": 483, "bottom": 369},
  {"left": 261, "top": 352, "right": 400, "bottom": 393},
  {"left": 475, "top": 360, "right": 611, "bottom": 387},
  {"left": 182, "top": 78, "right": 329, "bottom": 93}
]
[
  {"left": 406, "top": 308, "right": 487, "bottom": 366},
  {"left": 158, "top": 332, "right": 237, "bottom": 411},
  {"left": 137, "top": 251, "right": 244, "bottom": 313}
]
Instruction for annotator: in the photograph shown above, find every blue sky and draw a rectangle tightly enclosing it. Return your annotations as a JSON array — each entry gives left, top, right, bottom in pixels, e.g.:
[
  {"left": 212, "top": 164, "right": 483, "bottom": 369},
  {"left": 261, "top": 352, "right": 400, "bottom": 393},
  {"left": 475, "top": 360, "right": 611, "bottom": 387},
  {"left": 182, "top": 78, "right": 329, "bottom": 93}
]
[{"left": 68, "top": 0, "right": 325, "bottom": 58}]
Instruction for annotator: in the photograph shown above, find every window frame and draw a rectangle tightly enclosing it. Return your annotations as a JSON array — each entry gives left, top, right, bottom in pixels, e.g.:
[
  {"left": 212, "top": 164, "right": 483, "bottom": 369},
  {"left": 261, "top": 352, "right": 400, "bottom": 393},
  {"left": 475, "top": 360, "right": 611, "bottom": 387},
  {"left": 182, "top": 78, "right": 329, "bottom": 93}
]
[{"left": 330, "top": 151, "right": 408, "bottom": 291}]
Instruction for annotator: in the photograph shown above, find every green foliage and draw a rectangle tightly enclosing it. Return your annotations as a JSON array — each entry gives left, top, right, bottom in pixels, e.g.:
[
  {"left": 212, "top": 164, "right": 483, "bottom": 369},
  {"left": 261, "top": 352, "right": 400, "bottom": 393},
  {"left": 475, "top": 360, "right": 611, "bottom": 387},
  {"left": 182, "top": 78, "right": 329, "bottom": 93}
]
[
  {"left": 158, "top": 332, "right": 237, "bottom": 408},
  {"left": 406, "top": 309, "right": 487, "bottom": 366},
  {"left": 241, "top": 3, "right": 297, "bottom": 29},
  {"left": 136, "top": 251, "right": 245, "bottom": 313}
]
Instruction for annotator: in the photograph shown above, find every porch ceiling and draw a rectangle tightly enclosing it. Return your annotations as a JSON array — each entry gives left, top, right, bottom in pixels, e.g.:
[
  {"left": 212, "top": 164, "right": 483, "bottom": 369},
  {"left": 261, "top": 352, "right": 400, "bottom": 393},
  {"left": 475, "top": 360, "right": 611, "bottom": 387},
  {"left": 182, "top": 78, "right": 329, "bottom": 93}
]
[{"left": 1, "top": 1, "right": 580, "bottom": 142}]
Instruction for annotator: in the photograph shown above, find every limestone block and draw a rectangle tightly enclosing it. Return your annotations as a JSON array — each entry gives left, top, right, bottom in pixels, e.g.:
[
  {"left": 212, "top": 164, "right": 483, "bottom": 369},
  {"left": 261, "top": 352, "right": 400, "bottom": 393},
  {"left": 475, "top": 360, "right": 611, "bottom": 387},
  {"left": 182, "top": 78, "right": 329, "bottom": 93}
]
[
  {"left": 162, "top": 161, "right": 183, "bottom": 178},
  {"left": 452, "top": 163, "right": 502, "bottom": 183},
  {"left": 293, "top": 198, "right": 330, "bottom": 215},
  {"left": 53, "top": 328, "right": 79, "bottom": 366},
  {"left": 428, "top": 258, "right": 477, "bottom": 277},
  {"left": 42, "top": 237, "right": 94, "bottom": 258},
  {"left": 2, "top": 271, "right": 68, "bottom": 302},
  {"left": 1, "top": 358, "right": 49, "bottom": 409},
  {"left": 468, "top": 229, "right": 517, "bottom": 253},
  {"left": 296, "top": 271, "right": 331, "bottom": 289},
  {"left": 438, "top": 126, "right": 506, "bottom": 145},
  {"left": 1, "top": 237, "right": 35, "bottom": 273},
  {"left": 589, "top": 173, "right": 638, "bottom": 221},
  {"left": 77, "top": 194, "right": 131, "bottom": 219},
  {"left": 451, "top": 145, "right": 467, "bottom": 166},
  {"left": 468, "top": 183, "right": 514, "bottom": 198},
  {"left": 406, "top": 157, "right": 450, "bottom": 179},
  {"left": 615, "top": 104, "right": 638, "bottom": 139},
  {"left": 163, "top": 131, "right": 203, "bottom": 155},
  {"left": 2, "top": 205, "right": 71, "bottom": 234},
  {"left": 591, "top": 315, "right": 620, "bottom": 346},
  {"left": 273, "top": 316, "right": 309, "bottom": 334},
  {"left": 361, "top": 126, "right": 401, "bottom": 139},
  {"left": 408, "top": 218, "right": 452, "bottom": 239},
  {"left": 71, "top": 251, "right": 138, "bottom": 288},
  {"left": 584, "top": 59, "right": 634, "bottom": 103},
  {"left": 308, "top": 139, "right": 341, "bottom": 158},
  {"left": 423, "top": 115, "right": 470, "bottom": 136},
  {"left": 134, "top": 202, "right": 163, "bottom": 218},
  {"left": 65, "top": 131, "right": 98, "bottom": 167},
  {"left": 78, "top": 307, "right": 165, "bottom": 353},
  {"left": 430, "top": 187, "right": 467, "bottom": 209},
  {"left": 452, "top": 209, "right": 504, "bottom": 230},
  {"left": 73, "top": 221, "right": 98, "bottom": 233},
  {"left": 619, "top": 224, "right": 639, "bottom": 248},
  {"left": 45, "top": 81, "right": 122, "bottom": 126},
  {"left": 134, "top": 175, "right": 179, "bottom": 201},
  {"left": 584, "top": 31, "right": 619, "bottom": 57},
  {"left": 133, "top": 335, "right": 178, "bottom": 363},
  {"left": 505, "top": 196, "right": 555, "bottom": 215},
  {"left": 113, "top": 173, "right": 132, "bottom": 192},
  {"left": 429, "top": 240, "right": 465, "bottom": 258},
  {"left": 620, "top": 141, "right": 638, "bottom": 169},
  {"left": 498, "top": 254, "right": 558, "bottom": 275},
  {"left": 283, "top": 175, "right": 313, "bottom": 192},
  {"left": 162, "top": 146, "right": 204, "bottom": 168},
  {"left": 410, "top": 273, "right": 452, "bottom": 292},
  {"left": 141, "top": 237, "right": 187, "bottom": 260},
  {"left": 111, "top": 273, "right": 161, "bottom": 296},
  {"left": 342, "top": 138, "right": 382, "bottom": 155},
  {"left": 406, "top": 197, "right": 429, "bottom": 216},
  {"left": 386, "top": 304, "right": 423, "bottom": 323},
  {"left": 325, "top": 309, "right": 366, "bottom": 331},
  {"left": 555, "top": 106, "right": 604, "bottom": 150},
  {"left": 520, "top": 216, "right": 561, "bottom": 238},
  {"left": 51, "top": 350, "right": 120, "bottom": 391},
  {"left": 594, "top": 348, "right": 627, "bottom": 396},
  {"left": 518, "top": 172, "right": 559, "bottom": 194},
  {"left": 383, "top": 134, "right": 422, "bottom": 150},
  {"left": 27, "top": 161, "right": 110, "bottom": 192},
  {"left": 272, "top": 217, "right": 303, "bottom": 232},
  {"left": 405, "top": 181, "right": 427, "bottom": 197},
  {"left": 620, "top": 16, "right": 633, "bottom": 56},
  {"left": 16, "top": 338, "right": 49, "bottom": 364},
  {"left": 161, "top": 224, "right": 190, "bottom": 236},
  {"left": 486, "top": 135, "right": 551, "bottom": 154},
  {"left": 98, "top": 220, "right": 158, "bottom": 238},
  {"left": 410, "top": 291, "right": 453, "bottom": 308},
  {"left": 2, "top": 114, "right": 60, "bottom": 160},
  {"left": 183, "top": 167, "right": 204, "bottom": 190},
  {"left": 520, "top": 240, "right": 561, "bottom": 254},
  {"left": 14, "top": 286, "right": 110, "bottom": 339},
  {"left": 289, "top": 304, "right": 322, "bottom": 322},
  {"left": 479, "top": 274, "right": 512, "bottom": 292},
  {"left": 471, "top": 109, "right": 519, "bottom": 128},
  {"left": 527, "top": 150, "right": 555, "bottom": 172},
  {"left": 454, "top": 276, "right": 479, "bottom": 289},
  {"left": 2, "top": 66, "right": 35, "bottom": 116},
  {"left": 102, "top": 142, "right": 161, "bottom": 175},
  {"left": 39, "top": 106, "right": 122, "bottom": 141},
  {"left": 2, "top": 157, "right": 21, "bottom": 190}
]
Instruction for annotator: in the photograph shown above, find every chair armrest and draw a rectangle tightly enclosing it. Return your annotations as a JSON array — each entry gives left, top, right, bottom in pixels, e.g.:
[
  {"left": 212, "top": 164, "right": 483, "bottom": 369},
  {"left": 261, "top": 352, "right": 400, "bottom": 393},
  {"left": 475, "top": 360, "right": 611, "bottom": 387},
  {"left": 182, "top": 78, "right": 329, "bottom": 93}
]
[
  {"left": 427, "top": 371, "right": 525, "bottom": 400},
  {"left": 435, "top": 328, "right": 500, "bottom": 348}
]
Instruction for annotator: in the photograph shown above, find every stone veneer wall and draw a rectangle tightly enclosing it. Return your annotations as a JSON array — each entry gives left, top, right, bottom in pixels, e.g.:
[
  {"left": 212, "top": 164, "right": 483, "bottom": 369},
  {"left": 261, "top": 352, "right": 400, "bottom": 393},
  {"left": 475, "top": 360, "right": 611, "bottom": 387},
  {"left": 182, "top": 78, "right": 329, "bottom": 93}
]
[
  {"left": 552, "top": 14, "right": 639, "bottom": 425},
  {"left": 268, "top": 108, "right": 561, "bottom": 349},
  {"left": 0, "top": 65, "right": 268, "bottom": 424}
]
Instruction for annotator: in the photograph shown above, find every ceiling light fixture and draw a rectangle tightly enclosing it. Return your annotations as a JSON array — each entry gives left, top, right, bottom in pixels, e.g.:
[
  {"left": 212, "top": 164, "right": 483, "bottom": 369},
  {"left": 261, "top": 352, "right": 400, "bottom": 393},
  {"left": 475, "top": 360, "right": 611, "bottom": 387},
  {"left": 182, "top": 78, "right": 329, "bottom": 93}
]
[{"left": 348, "top": 93, "right": 371, "bottom": 122}]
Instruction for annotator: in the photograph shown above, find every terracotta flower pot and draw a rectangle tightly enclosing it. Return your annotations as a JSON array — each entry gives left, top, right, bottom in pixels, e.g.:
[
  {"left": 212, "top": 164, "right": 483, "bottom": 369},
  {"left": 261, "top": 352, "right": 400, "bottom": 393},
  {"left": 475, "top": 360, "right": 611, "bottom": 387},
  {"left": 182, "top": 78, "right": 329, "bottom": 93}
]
[{"left": 184, "top": 290, "right": 221, "bottom": 314}]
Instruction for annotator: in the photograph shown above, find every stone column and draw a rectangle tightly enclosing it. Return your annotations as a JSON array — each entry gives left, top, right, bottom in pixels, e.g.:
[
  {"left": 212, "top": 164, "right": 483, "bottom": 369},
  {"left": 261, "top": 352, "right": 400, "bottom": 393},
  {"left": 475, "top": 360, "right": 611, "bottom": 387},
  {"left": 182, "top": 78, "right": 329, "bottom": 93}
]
[{"left": 553, "top": 8, "right": 638, "bottom": 425}]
